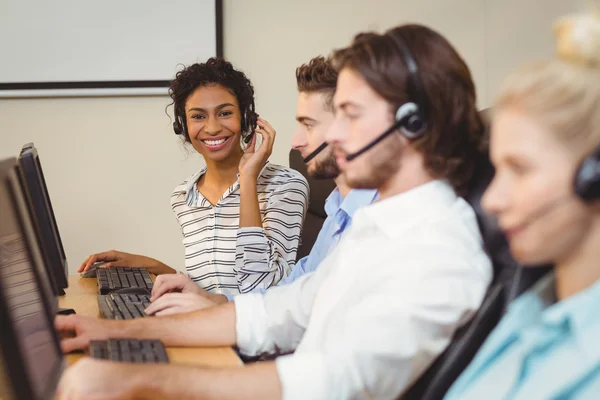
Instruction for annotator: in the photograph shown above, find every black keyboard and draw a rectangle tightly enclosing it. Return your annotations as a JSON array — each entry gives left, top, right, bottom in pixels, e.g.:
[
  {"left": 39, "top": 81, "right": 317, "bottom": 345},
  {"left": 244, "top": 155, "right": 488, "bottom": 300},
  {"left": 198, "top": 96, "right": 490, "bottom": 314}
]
[
  {"left": 97, "top": 267, "right": 153, "bottom": 294},
  {"left": 89, "top": 339, "right": 168, "bottom": 363},
  {"left": 98, "top": 293, "right": 151, "bottom": 320}
]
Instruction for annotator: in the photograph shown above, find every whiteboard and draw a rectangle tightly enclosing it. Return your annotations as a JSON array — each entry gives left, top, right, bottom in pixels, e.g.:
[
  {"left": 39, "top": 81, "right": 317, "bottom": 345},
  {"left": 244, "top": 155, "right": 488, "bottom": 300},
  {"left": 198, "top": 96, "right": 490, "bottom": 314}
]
[{"left": 0, "top": 0, "right": 222, "bottom": 97}]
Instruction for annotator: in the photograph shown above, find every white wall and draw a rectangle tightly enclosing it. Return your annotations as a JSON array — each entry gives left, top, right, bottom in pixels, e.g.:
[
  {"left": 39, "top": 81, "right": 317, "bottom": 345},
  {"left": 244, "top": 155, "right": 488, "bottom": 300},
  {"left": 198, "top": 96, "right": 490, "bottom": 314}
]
[
  {"left": 0, "top": 97, "right": 200, "bottom": 272},
  {"left": 0, "top": 0, "right": 585, "bottom": 274}
]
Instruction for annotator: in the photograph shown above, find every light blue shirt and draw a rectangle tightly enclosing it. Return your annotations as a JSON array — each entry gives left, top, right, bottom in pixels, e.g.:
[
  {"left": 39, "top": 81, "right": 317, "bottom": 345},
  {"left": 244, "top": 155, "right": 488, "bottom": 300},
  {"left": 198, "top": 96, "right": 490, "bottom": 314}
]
[
  {"left": 445, "top": 273, "right": 600, "bottom": 400},
  {"left": 252, "top": 188, "right": 378, "bottom": 295}
]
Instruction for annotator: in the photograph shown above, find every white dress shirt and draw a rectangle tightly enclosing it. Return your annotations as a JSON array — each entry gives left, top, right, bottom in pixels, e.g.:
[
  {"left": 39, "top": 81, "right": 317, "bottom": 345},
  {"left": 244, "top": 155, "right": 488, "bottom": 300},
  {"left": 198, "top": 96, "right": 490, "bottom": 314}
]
[{"left": 234, "top": 180, "right": 493, "bottom": 400}]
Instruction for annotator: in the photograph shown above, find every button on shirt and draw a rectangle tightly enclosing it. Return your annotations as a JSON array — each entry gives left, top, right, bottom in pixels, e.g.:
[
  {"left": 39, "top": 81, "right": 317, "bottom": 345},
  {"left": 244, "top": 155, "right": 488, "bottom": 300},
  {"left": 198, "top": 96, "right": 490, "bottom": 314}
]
[
  {"left": 253, "top": 188, "right": 378, "bottom": 295},
  {"left": 445, "top": 274, "right": 600, "bottom": 400},
  {"left": 170, "top": 162, "right": 309, "bottom": 298},
  {"left": 234, "top": 180, "right": 493, "bottom": 399}
]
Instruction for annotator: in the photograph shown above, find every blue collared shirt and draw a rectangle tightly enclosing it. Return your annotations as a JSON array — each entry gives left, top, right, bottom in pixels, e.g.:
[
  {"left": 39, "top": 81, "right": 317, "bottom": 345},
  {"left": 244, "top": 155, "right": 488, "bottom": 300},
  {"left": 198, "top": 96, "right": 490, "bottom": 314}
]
[
  {"left": 252, "top": 188, "right": 378, "bottom": 295},
  {"left": 445, "top": 273, "right": 600, "bottom": 400}
]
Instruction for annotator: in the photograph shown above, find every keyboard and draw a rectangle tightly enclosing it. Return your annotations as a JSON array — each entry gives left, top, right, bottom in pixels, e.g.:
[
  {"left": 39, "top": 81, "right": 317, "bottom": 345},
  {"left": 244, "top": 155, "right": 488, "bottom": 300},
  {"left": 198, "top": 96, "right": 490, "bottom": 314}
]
[
  {"left": 89, "top": 339, "right": 169, "bottom": 363},
  {"left": 98, "top": 293, "right": 151, "bottom": 320},
  {"left": 97, "top": 267, "right": 153, "bottom": 294}
]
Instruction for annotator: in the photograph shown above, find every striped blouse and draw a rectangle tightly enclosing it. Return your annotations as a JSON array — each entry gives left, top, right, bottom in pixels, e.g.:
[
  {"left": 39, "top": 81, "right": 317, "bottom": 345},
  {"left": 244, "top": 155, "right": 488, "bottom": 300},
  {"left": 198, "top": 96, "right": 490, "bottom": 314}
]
[{"left": 170, "top": 162, "right": 309, "bottom": 298}]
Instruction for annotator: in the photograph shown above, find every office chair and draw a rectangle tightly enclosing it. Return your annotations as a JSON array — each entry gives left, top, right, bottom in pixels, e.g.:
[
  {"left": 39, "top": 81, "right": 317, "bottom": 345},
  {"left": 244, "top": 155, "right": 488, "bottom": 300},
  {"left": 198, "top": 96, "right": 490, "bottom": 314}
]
[
  {"left": 289, "top": 149, "right": 337, "bottom": 260},
  {"left": 401, "top": 110, "right": 551, "bottom": 400}
]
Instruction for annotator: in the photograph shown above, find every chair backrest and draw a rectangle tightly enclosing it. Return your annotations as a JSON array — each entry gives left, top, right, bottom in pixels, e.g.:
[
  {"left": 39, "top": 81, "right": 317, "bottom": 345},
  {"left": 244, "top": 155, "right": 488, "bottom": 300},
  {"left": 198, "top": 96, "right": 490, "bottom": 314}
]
[
  {"left": 401, "top": 110, "right": 551, "bottom": 399},
  {"left": 289, "top": 149, "right": 337, "bottom": 260}
]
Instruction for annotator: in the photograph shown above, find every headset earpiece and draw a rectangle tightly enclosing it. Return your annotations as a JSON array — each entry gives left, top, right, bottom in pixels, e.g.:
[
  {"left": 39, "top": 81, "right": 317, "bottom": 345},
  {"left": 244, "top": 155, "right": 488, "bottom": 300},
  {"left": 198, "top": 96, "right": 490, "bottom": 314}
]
[
  {"left": 241, "top": 111, "right": 248, "bottom": 133},
  {"left": 173, "top": 119, "right": 184, "bottom": 135},
  {"left": 242, "top": 110, "right": 259, "bottom": 144},
  {"left": 574, "top": 147, "right": 600, "bottom": 201},
  {"left": 173, "top": 106, "right": 187, "bottom": 137},
  {"left": 395, "top": 102, "right": 426, "bottom": 139}
]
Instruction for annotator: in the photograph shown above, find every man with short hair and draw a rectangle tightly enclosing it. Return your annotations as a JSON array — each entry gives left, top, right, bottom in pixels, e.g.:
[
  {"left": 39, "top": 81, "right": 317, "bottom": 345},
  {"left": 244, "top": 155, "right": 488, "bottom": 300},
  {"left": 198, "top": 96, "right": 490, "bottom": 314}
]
[
  {"left": 56, "top": 25, "right": 492, "bottom": 400},
  {"left": 145, "top": 56, "right": 377, "bottom": 316}
]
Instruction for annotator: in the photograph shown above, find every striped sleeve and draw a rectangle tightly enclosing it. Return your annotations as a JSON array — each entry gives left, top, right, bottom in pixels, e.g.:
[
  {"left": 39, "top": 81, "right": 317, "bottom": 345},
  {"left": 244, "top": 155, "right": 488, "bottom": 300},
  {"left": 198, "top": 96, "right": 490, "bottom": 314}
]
[{"left": 234, "top": 173, "right": 309, "bottom": 294}]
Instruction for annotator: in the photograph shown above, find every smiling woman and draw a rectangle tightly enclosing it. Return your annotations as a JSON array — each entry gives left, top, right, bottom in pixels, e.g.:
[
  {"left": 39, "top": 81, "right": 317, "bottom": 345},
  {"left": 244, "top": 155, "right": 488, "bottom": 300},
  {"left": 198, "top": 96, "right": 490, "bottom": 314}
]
[{"left": 79, "top": 58, "right": 309, "bottom": 299}]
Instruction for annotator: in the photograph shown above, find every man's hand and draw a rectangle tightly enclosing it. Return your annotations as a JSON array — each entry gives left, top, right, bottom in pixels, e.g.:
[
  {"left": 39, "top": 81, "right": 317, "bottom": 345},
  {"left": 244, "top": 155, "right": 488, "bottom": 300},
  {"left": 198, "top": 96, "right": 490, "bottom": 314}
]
[
  {"left": 58, "top": 358, "right": 141, "bottom": 400},
  {"left": 145, "top": 292, "right": 219, "bottom": 316},
  {"left": 78, "top": 250, "right": 175, "bottom": 275},
  {"left": 150, "top": 273, "right": 204, "bottom": 301},
  {"left": 55, "top": 314, "right": 123, "bottom": 353},
  {"left": 150, "top": 274, "right": 228, "bottom": 314}
]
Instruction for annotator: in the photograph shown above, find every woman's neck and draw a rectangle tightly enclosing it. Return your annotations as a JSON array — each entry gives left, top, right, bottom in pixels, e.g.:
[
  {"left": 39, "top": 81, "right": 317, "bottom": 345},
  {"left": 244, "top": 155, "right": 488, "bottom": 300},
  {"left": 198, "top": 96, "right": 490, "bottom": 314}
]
[
  {"left": 203, "top": 150, "right": 243, "bottom": 190},
  {"left": 555, "top": 218, "right": 600, "bottom": 300}
]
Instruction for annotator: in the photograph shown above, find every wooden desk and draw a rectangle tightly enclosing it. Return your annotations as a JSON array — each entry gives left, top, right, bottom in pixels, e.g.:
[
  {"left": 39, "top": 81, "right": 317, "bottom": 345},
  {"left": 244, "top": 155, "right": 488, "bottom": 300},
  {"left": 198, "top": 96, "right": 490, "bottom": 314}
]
[{"left": 59, "top": 275, "right": 242, "bottom": 368}]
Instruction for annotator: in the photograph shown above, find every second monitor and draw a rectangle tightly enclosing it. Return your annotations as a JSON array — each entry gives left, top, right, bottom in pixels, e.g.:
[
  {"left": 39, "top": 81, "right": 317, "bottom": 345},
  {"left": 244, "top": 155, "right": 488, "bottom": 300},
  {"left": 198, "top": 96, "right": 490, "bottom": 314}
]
[{"left": 17, "top": 143, "right": 69, "bottom": 296}]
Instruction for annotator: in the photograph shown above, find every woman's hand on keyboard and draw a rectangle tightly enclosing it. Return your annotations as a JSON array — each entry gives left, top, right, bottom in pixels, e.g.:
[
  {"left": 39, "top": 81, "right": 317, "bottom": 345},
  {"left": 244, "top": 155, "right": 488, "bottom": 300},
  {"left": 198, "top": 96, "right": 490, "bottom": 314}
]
[{"left": 78, "top": 250, "right": 176, "bottom": 275}]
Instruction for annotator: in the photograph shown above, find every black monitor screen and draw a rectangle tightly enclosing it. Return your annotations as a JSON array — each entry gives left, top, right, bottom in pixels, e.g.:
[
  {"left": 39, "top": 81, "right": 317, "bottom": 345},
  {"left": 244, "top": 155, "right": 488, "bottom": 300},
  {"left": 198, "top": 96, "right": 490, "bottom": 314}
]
[
  {"left": 18, "top": 143, "right": 68, "bottom": 291},
  {"left": 0, "top": 159, "right": 63, "bottom": 400}
]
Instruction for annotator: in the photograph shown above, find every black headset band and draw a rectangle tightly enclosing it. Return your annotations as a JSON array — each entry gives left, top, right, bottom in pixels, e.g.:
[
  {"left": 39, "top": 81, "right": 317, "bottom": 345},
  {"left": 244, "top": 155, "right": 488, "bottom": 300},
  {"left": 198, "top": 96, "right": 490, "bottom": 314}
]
[{"left": 389, "top": 33, "right": 428, "bottom": 117}]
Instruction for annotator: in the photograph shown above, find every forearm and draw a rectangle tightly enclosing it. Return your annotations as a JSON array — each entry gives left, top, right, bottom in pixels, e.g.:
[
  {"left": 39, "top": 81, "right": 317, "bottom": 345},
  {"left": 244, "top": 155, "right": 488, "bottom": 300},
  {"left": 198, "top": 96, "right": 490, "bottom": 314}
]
[
  {"left": 204, "top": 291, "right": 229, "bottom": 304},
  {"left": 239, "top": 176, "right": 262, "bottom": 228},
  {"left": 141, "top": 256, "right": 177, "bottom": 275},
  {"left": 132, "top": 362, "right": 282, "bottom": 400},
  {"left": 119, "top": 302, "right": 237, "bottom": 347}
]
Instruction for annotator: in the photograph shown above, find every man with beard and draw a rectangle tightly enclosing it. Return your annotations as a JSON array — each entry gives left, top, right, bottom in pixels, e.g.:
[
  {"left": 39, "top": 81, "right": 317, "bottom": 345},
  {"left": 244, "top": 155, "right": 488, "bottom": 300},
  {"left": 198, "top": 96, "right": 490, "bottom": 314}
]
[{"left": 144, "top": 56, "right": 377, "bottom": 316}]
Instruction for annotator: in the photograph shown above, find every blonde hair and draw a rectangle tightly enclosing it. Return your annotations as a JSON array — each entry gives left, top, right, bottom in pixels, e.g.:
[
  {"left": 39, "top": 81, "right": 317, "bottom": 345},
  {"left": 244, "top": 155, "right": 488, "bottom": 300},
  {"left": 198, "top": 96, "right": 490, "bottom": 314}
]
[{"left": 495, "top": 11, "right": 600, "bottom": 158}]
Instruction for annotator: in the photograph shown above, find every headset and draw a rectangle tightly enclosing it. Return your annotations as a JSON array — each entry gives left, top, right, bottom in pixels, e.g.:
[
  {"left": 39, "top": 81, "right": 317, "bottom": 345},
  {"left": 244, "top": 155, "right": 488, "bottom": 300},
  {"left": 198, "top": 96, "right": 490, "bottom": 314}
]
[
  {"left": 390, "top": 32, "right": 429, "bottom": 139},
  {"left": 346, "top": 32, "right": 429, "bottom": 161},
  {"left": 574, "top": 145, "right": 600, "bottom": 201},
  {"left": 173, "top": 102, "right": 258, "bottom": 144}
]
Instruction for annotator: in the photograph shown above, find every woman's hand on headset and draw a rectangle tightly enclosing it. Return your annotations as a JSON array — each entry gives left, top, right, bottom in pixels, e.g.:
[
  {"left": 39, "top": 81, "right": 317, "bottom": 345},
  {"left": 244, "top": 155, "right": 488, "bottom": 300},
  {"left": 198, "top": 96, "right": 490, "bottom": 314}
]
[{"left": 238, "top": 117, "right": 276, "bottom": 181}]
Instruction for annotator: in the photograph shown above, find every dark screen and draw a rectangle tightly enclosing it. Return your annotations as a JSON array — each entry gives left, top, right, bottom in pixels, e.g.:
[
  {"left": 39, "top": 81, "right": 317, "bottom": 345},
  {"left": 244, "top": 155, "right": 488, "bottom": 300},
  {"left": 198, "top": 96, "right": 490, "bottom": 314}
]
[
  {"left": 0, "top": 163, "right": 62, "bottom": 400},
  {"left": 18, "top": 144, "right": 68, "bottom": 290},
  {"left": 32, "top": 151, "right": 67, "bottom": 264}
]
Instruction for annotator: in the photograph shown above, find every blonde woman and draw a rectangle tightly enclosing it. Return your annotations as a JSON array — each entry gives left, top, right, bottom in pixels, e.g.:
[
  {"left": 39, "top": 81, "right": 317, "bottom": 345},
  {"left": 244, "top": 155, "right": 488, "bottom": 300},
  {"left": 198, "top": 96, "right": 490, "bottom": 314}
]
[{"left": 445, "top": 11, "right": 600, "bottom": 399}]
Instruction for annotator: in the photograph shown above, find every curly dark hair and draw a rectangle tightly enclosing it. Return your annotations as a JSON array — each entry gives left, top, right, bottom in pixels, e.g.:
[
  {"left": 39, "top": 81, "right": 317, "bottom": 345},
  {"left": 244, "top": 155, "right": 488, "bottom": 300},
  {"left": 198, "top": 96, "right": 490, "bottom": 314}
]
[
  {"left": 169, "top": 57, "right": 257, "bottom": 143},
  {"left": 331, "top": 25, "right": 486, "bottom": 196},
  {"left": 296, "top": 56, "right": 338, "bottom": 111}
]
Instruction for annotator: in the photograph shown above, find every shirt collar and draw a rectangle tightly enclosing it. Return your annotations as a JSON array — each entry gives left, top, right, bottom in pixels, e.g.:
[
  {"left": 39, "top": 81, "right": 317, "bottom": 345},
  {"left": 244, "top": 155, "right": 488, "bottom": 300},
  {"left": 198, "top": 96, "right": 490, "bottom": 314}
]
[
  {"left": 497, "top": 274, "right": 555, "bottom": 334},
  {"left": 539, "top": 275, "right": 600, "bottom": 358},
  {"left": 360, "top": 180, "right": 458, "bottom": 238},
  {"left": 183, "top": 167, "right": 208, "bottom": 204},
  {"left": 183, "top": 162, "right": 270, "bottom": 206},
  {"left": 324, "top": 188, "right": 378, "bottom": 218}
]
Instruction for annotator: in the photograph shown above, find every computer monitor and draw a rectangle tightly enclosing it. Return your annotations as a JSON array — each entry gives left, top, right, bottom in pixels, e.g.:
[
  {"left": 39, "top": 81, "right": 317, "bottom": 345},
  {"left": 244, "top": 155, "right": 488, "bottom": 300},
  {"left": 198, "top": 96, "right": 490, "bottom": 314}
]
[
  {"left": 0, "top": 157, "right": 64, "bottom": 400},
  {"left": 18, "top": 143, "right": 69, "bottom": 295}
]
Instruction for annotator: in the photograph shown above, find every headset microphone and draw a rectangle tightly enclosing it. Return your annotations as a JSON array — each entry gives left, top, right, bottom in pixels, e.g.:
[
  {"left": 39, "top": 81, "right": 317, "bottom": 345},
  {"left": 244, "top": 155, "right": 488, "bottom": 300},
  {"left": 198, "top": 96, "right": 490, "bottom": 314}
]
[
  {"left": 346, "top": 103, "right": 425, "bottom": 162},
  {"left": 346, "top": 121, "right": 401, "bottom": 162},
  {"left": 511, "top": 195, "right": 573, "bottom": 229},
  {"left": 303, "top": 142, "right": 329, "bottom": 163},
  {"left": 497, "top": 144, "right": 600, "bottom": 230}
]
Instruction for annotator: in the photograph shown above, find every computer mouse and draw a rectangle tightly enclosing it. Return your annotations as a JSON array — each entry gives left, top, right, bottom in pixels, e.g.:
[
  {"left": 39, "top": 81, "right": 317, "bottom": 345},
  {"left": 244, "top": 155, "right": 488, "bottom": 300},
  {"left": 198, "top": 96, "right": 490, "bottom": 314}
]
[
  {"left": 57, "top": 307, "right": 76, "bottom": 315},
  {"left": 113, "top": 287, "right": 151, "bottom": 296},
  {"left": 80, "top": 262, "right": 105, "bottom": 278}
]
